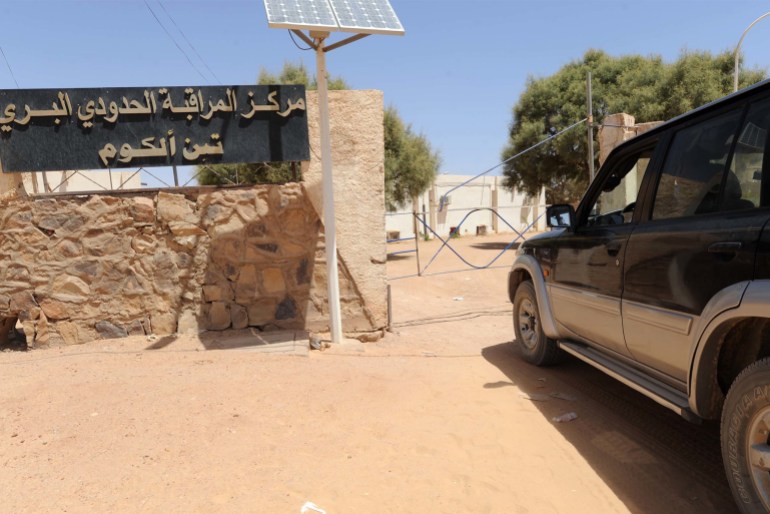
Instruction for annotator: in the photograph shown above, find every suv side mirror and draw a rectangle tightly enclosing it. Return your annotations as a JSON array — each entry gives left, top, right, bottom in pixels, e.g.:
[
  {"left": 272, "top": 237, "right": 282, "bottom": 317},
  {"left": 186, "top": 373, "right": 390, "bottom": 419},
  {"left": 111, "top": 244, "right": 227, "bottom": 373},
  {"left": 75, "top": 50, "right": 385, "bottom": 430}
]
[{"left": 546, "top": 204, "right": 575, "bottom": 229}]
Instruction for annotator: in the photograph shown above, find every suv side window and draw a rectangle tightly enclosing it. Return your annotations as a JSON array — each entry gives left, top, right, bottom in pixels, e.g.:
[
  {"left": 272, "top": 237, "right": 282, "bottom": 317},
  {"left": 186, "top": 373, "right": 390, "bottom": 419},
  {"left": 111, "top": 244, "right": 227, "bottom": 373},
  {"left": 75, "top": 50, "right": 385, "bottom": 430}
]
[
  {"left": 652, "top": 110, "right": 742, "bottom": 220},
  {"left": 727, "top": 98, "right": 770, "bottom": 210},
  {"left": 585, "top": 148, "right": 653, "bottom": 227}
]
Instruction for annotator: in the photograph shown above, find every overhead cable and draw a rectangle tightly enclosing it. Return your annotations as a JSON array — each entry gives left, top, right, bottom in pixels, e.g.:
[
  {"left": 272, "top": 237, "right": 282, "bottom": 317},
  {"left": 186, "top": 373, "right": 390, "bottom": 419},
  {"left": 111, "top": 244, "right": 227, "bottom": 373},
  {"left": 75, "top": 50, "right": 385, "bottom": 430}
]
[
  {"left": 0, "top": 46, "right": 20, "bottom": 88},
  {"left": 144, "top": 0, "right": 208, "bottom": 83},
  {"left": 157, "top": 1, "right": 223, "bottom": 84}
]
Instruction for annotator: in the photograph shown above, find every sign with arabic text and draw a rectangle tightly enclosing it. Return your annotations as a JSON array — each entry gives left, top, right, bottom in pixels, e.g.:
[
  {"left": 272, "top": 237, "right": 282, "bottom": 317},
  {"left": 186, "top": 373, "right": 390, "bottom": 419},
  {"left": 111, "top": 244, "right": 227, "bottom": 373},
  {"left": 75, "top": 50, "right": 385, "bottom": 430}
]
[{"left": 0, "top": 85, "right": 309, "bottom": 172}]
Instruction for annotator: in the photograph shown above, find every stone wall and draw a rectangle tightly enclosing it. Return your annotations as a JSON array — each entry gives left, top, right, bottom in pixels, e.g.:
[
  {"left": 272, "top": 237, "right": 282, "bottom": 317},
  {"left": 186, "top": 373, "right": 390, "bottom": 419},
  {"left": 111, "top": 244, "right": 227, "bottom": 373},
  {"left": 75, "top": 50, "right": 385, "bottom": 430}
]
[
  {"left": 0, "top": 90, "right": 387, "bottom": 346},
  {"left": 0, "top": 186, "right": 373, "bottom": 346}
]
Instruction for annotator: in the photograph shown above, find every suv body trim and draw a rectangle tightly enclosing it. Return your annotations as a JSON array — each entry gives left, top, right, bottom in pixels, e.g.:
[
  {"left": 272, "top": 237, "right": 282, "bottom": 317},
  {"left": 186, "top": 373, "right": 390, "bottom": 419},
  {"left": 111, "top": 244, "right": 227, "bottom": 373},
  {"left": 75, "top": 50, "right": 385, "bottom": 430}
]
[
  {"left": 689, "top": 280, "right": 769, "bottom": 417},
  {"left": 623, "top": 299, "right": 697, "bottom": 381},
  {"left": 550, "top": 284, "right": 621, "bottom": 316},
  {"left": 549, "top": 283, "right": 630, "bottom": 356},
  {"left": 623, "top": 300, "right": 693, "bottom": 336},
  {"left": 510, "top": 254, "right": 561, "bottom": 339},
  {"left": 559, "top": 341, "right": 699, "bottom": 422}
]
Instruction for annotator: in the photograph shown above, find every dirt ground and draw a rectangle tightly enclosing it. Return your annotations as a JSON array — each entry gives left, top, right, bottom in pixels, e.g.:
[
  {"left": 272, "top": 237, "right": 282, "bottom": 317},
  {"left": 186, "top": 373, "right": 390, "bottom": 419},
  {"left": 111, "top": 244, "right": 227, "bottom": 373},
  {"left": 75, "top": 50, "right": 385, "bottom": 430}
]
[{"left": 0, "top": 233, "right": 739, "bottom": 513}]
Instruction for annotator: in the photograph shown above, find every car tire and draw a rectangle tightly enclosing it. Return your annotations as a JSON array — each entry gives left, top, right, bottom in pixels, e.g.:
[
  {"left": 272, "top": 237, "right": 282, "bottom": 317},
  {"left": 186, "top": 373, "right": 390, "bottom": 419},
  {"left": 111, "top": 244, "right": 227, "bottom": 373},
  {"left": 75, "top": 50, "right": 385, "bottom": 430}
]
[
  {"left": 721, "top": 358, "right": 770, "bottom": 513},
  {"left": 512, "top": 280, "right": 563, "bottom": 366}
]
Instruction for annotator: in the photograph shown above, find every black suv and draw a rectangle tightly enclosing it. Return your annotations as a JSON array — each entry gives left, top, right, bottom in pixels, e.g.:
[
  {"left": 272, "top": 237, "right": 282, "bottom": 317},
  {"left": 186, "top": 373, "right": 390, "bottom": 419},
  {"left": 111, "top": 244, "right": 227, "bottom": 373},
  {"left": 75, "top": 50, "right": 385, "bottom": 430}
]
[{"left": 509, "top": 79, "right": 770, "bottom": 513}]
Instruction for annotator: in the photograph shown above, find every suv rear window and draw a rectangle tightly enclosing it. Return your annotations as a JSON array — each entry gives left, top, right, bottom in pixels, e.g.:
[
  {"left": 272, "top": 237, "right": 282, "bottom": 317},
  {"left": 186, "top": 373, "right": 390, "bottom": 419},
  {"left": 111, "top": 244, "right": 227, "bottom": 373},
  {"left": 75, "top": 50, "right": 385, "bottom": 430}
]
[
  {"left": 652, "top": 110, "right": 742, "bottom": 220},
  {"left": 728, "top": 98, "right": 770, "bottom": 209}
]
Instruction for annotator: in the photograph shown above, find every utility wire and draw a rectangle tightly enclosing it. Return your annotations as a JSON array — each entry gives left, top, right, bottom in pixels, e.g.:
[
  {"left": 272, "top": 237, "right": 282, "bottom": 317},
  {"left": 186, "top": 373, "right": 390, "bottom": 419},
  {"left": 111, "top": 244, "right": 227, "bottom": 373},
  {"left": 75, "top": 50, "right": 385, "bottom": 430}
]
[
  {"left": 289, "top": 30, "right": 313, "bottom": 51},
  {"left": 156, "top": 1, "right": 223, "bottom": 84},
  {"left": 0, "top": 46, "right": 20, "bottom": 88},
  {"left": 144, "top": 0, "right": 208, "bottom": 83}
]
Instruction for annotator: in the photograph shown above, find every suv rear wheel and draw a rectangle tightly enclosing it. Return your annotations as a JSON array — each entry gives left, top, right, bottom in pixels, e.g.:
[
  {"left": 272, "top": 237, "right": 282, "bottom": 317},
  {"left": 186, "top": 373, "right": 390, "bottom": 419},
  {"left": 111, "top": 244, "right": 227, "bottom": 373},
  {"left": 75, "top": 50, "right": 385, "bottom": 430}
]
[
  {"left": 512, "top": 280, "right": 563, "bottom": 366},
  {"left": 722, "top": 358, "right": 770, "bottom": 513}
]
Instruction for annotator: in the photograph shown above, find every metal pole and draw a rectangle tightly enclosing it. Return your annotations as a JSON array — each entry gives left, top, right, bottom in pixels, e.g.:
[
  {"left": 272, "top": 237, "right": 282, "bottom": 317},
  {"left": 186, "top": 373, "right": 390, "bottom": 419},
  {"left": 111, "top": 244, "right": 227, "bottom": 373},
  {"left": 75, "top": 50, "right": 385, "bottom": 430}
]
[
  {"left": 734, "top": 12, "right": 770, "bottom": 92},
  {"left": 386, "top": 283, "right": 392, "bottom": 331},
  {"left": 166, "top": 130, "right": 179, "bottom": 186},
  {"left": 412, "top": 196, "right": 422, "bottom": 277},
  {"left": 41, "top": 171, "right": 51, "bottom": 193},
  {"left": 316, "top": 36, "right": 343, "bottom": 344},
  {"left": 587, "top": 71, "right": 595, "bottom": 183}
]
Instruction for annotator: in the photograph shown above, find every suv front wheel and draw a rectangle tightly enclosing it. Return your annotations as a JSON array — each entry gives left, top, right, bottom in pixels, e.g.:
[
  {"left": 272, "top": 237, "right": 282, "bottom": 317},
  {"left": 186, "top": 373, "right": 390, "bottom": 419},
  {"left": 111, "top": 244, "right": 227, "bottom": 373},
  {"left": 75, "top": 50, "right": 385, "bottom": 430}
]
[
  {"left": 722, "top": 358, "right": 770, "bottom": 513},
  {"left": 512, "top": 280, "right": 563, "bottom": 366}
]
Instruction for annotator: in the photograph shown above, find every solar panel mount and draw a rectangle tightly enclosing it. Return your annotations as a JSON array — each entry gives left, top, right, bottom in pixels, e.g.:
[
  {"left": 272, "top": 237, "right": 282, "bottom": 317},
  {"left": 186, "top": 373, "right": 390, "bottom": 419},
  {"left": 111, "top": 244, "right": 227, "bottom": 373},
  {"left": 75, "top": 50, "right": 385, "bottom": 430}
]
[
  {"left": 263, "top": 0, "right": 404, "bottom": 36},
  {"left": 262, "top": 0, "right": 403, "bottom": 345}
]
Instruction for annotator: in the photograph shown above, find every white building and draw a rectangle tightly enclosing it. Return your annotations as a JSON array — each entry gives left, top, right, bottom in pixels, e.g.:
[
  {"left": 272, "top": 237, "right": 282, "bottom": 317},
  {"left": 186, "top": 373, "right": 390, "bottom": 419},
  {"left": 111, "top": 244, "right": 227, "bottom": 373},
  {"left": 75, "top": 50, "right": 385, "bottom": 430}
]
[
  {"left": 23, "top": 170, "right": 143, "bottom": 193},
  {"left": 386, "top": 174, "right": 546, "bottom": 241}
]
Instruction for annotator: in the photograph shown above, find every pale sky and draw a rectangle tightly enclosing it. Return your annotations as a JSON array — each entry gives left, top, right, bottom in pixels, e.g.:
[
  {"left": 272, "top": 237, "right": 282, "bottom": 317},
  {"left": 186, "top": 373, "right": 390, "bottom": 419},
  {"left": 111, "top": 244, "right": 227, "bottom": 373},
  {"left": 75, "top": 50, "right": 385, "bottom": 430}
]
[{"left": 1, "top": 0, "right": 769, "bottom": 181}]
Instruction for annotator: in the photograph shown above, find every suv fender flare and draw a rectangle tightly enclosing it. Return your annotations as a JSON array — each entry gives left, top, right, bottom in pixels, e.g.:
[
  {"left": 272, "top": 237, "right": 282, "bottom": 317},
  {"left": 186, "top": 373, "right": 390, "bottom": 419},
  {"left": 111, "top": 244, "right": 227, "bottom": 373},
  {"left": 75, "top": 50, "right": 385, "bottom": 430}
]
[
  {"left": 688, "top": 280, "right": 768, "bottom": 418},
  {"left": 510, "top": 255, "right": 561, "bottom": 340}
]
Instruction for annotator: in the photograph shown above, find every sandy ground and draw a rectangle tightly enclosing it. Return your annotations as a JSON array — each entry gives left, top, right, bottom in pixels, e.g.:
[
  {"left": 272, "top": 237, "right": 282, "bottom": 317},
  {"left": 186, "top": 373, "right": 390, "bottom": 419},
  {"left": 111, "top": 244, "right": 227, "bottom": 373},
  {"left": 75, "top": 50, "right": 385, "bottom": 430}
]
[{"left": 0, "top": 233, "right": 739, "bottom": 513}]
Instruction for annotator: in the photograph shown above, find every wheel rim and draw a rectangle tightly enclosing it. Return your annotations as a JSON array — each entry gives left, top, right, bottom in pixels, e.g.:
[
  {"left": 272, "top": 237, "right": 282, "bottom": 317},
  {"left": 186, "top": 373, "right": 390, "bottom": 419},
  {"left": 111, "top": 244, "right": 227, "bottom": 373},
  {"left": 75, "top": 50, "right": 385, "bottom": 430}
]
[
  {"left": 517, "top": 298, "right": 539, "bottom": 350},
  {"left": 747, "top": 407, "right": 770, "bottom": 509}
]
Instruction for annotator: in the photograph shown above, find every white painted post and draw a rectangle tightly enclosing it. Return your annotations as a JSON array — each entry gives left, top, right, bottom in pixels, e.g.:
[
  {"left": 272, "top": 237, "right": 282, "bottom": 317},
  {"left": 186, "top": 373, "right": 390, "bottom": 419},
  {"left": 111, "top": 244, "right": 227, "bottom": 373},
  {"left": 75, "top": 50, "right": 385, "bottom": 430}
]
[
  {"left": 428, "top": 185, "right": 437, "bottom": 239},
  {"left": 537, "top": 186, "right": 547, "bottom": 231},
  {"left": 315, "top": 37, "right": 343, "bottom": 344},
  {"left": 492, "top": 176, "right": 499, "bottom": 234}
]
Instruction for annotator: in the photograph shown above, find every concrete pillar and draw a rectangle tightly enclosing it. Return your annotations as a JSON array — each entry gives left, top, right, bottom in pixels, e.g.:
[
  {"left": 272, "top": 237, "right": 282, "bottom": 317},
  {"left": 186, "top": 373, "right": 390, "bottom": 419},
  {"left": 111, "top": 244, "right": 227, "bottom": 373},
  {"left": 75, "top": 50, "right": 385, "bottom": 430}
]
[
  {"left": 537, "top": 186, "right": 547, "bottom": 232},
  {"left": 428, "top": 185, "right": 437, "bottom": 240},
  {"left": 0, "top": 165, "right": 28, "bottom": 201},
  {"left": 598, "top": 113, "right": 636, "bottom": 167},
  {"left": 597, "top": 114, "right": 664, "bottom": 168},
  {"left": 491, "top": 176, "right": 499, "bottom": 234},
  {"left": 411, "top": 196, "right": 420, "bottom": 239}
]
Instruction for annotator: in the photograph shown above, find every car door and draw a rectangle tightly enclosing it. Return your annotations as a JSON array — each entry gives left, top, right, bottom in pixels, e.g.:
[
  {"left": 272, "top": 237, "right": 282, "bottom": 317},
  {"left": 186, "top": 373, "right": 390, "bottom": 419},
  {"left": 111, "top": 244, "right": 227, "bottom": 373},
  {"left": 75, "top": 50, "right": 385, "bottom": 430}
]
[
  {"left": 623, "top": 98, "right": 770, "bottom": 383},
  {"left": 549, "top": 139, "right": 661, "bottom": 358}
]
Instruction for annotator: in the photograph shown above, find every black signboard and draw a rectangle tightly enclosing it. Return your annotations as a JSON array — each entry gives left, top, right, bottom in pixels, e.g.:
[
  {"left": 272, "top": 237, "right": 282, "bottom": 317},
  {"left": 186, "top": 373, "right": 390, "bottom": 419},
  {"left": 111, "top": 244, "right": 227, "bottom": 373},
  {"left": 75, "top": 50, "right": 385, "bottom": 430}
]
[{"left": 0, "top": 85, "right": 309, "bottom": 172}]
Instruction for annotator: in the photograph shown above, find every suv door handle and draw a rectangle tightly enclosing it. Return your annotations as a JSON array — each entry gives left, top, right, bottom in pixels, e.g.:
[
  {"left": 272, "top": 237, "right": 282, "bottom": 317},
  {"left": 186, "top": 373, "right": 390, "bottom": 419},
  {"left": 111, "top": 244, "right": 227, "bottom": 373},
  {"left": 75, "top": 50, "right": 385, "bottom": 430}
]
[
  {"left": 708, "top": 241, "right": 743, "bottom": 254},
  {"left": 606, "top": 241, "right": 622, "bottom": 256}
]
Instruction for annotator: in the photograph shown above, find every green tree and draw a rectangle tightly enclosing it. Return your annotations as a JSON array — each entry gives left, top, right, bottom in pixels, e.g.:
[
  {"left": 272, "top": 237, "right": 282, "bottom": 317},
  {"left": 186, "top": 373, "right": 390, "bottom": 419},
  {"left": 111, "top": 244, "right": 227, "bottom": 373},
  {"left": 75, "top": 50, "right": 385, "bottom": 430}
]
[
  {"left": 384, "top": 106, "right": 440, "bottom": 210},
  {"left": 198, "top": 62, "right": 440, "bottom": 210},
  {"left": 502, "top": 49, "right": 766, "bottom": 204}
]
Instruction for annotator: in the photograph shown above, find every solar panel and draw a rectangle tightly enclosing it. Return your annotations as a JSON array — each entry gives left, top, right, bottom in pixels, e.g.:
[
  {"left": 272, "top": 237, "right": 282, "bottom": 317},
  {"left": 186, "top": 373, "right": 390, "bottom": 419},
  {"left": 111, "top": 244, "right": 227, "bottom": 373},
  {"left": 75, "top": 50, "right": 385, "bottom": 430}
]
[
  {"left": 263, "top": 0, "right": 404, "bottom": 35},
  {"left": 329, "top": 0, "right": 404, "bottom": 35},
  {"left": 263, "top": 0, "right": 338, "bottom": 32}
]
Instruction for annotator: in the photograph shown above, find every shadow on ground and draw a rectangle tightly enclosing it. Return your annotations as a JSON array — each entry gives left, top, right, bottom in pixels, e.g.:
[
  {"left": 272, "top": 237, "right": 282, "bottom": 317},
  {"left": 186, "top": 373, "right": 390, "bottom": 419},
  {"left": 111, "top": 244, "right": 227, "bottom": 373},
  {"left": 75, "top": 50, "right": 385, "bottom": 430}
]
[
  {"left": 144, "top": 329, "right": 307, "bottom": 353},
  {"left": 386, "top": 253, "right": 414, "bottom": 261},
  {"left": 482, "top": 341, "right": 739, "bottom": 514},
  {"left": 470, "top": 242, "right": 521, "bottom": 251}
]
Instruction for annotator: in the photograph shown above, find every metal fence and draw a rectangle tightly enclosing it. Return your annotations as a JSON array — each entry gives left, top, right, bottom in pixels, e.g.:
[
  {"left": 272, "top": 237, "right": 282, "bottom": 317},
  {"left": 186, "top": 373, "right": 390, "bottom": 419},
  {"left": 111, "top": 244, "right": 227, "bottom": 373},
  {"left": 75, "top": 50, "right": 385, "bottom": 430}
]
[
  {"left": 386, "top": 117, "right": 587, "bottom": 278},
  {"left": 22, "top": 163, "right": 292, "bottom": 195}
]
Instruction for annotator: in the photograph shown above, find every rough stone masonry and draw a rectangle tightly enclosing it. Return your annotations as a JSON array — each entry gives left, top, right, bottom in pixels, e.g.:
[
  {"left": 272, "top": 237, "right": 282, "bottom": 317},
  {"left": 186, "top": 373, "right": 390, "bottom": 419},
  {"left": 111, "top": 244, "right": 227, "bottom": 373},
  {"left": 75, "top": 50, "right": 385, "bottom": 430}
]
[{"left": 0, "top": 185, "right": 372, "bottom": 346}]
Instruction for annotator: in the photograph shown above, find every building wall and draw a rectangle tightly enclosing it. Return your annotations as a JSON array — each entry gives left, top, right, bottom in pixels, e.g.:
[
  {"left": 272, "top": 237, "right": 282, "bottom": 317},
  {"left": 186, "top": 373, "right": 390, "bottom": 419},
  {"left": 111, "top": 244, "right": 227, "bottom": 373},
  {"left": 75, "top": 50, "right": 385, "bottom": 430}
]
[
  {"left": 386, "top": 175, "right": 546, "bottom": 240},
  {"left": 0, "top": 168, "right": 141, "bottom": 197},
  {"left": 29, "top": 170, "right": 143, "bottom": 193}
]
